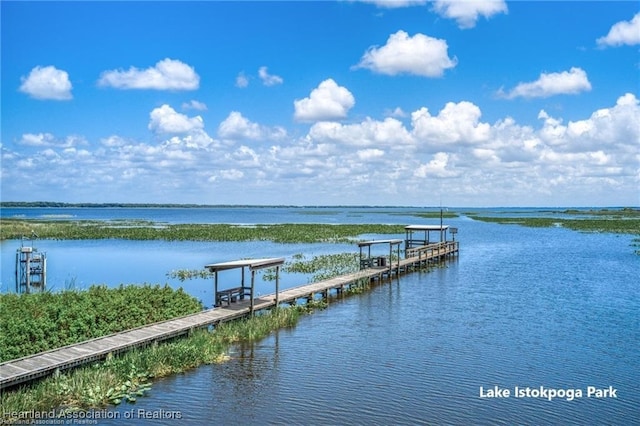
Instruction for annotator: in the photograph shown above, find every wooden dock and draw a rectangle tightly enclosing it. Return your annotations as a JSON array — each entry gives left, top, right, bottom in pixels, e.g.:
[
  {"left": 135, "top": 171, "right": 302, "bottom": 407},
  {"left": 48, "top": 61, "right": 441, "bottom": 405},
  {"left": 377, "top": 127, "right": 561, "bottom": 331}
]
[{"left": 0, "top": 241, "right": 458, "bottom": 391}]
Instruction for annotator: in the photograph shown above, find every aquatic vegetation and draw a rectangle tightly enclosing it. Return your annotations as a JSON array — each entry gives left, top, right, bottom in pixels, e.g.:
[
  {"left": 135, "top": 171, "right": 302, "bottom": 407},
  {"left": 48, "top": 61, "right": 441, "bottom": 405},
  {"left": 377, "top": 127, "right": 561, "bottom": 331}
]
[
  {"left": 167, "top": 269, "right": 213, "bottom": 281},
  {"left": 0, "top": 285, "right": 203, "bottom": 362},
  {"left": 410, "top": 211, "right": 458, "bottom": 219},
  {"left": 468, "top": 211, "right": 640, "bottom": 235},
  {"left": 170, "top": 252, "right": 361, "bottom": 284},
  {"left": 0, "top": 306, "right": 314, "bottom": 415},
  {"left": 283, "top": 252, "right": 360, "bottom": 282},
  {"left": 0, "top": 219, "right": 406, "bottom": 243},
  {"left": 468, "top": 209, "right": 640, "bottom": 254},
  {"left": 557, "top": 207, "right": 640, "bottom": 217},
  {"left": 344, "top": 277, "right": 371, "bottom": 295}
]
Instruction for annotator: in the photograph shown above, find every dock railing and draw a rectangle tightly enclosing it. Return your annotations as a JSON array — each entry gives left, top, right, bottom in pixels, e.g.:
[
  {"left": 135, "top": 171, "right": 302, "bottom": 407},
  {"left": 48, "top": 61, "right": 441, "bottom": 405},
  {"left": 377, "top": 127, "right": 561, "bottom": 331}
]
[{"left": 405, "top": 241, "right": 459, "bottom": 260}]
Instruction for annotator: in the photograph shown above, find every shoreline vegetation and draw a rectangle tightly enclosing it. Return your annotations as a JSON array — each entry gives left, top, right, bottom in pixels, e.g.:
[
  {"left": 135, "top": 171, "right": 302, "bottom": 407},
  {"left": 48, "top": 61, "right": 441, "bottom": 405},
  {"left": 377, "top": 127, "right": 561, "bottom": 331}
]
[
  {"left": 0, "top": 250, "right": 368, "bottom": 418},
  {"left": 0, "top": 304, "right": 325, "bottom": 418},
  {"left": 0, "top": 285, "right": 203, "bottom": 363}
]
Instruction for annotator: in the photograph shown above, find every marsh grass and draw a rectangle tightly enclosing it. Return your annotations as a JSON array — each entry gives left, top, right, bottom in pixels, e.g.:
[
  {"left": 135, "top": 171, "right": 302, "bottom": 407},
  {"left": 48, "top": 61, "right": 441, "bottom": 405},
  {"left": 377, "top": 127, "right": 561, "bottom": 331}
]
[
  {"left": 282, "top": 252, "right": 360, "bottom": 282},
  {"left": 468, "top": 210, "right": 640, "bottom": 235},
  {"left": 410, "top": 211, "right": 458, "bottom": 219},
  {"left": 0, "top": 220, "right": 406, "bottom": 243},
  {"left": 172, "top": 252, "right": 361, "bottom": 284},
  {"left": 344, "top": 277, "right": 371, "bottom": 295},
  {"left": 0, "top": 306, "right": 314, "bottom": 417},
  {"left": 0, "top": 285, "right": 203, "bottom": 362},
  {"left": 468, "top": 209, "right": 640, "bottom": 254}
]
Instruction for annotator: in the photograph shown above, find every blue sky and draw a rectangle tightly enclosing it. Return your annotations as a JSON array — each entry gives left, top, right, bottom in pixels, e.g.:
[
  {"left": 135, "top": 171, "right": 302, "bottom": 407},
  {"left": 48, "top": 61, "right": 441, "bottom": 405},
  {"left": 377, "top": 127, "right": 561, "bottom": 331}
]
[{"left": 1, "top": 1, "right": 639, "bottom": 207}]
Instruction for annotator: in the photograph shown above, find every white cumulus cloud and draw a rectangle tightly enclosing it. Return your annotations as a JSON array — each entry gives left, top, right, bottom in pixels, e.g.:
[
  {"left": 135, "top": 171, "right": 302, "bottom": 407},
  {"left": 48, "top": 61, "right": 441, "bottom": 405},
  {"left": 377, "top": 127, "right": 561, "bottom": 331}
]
[
  {"left": 182, "top": 100, "right": 208, "bottom": 111},
  {"left": 101, "top": 136, "right": 128, "bottom": 147},
  {"left": 411, "top": 101, "right": 491, "bottom": 145},
  {"left": 355, "top": 30, "right": 457, "bottom": 77},
  {"left": 19, "top": 133, "right": 86, "bottom": 148},
  {"left": 357, "top": 148, "right": 385, "bottom": 161},
  {"left": 501, "top": 67, "right": 592, "bottom": 99},
  {"left": 539, "top": 92, "right": 640, "bottom": 152},
  {"left": 414, "top": 152, "right": 458, "bottom": 178},
  {"left": 218, "top": 111, "right": 288, "bottom": 141},
  {"left": 148, "top": 105, "right": 204, "bottom": 134},
  {"left": 3, "top": 91, "right": 638, "bottom": 206},
  {"left": 218, "top": 112, "right": 263, "bottom": 140},
  {"left": 258, "top": 66, "right": 283, "bottom": 86},
  {"left": 294, "top": 79, "right": 355, "bottom": 122},
  {"left": 236, "top": 72, "right": 249, "bottom": 88},
  {"left": 98, "top": 58, "right": 199, "bottom": 90},
  {"left": 308, "top": 117, "right": 413, "bottom": 147},
  {"left": 597, "top": 12, "right": 640, "bottom": 47},
  {"left": 432, "top": 0, "right": 508, "bottom": 29},
  {"left": 19, "top": 66, "right": 73, "bottom": 100},
  {"left": 355, "top": 0, "right": 428, "bottom": 8},
  {"left": 19, "top": 133, "right": 57, "bottom": 146},
  {"left": 219, "top": 169, "right": 244, "bottom": 180}
]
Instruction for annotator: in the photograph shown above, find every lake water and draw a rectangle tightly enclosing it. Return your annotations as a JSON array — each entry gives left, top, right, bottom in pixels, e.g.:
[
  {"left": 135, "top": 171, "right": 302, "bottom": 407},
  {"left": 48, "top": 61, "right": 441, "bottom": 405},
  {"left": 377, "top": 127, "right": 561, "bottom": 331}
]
[{"left": 1, "top": 207, "right": 638, "bottom": 424}]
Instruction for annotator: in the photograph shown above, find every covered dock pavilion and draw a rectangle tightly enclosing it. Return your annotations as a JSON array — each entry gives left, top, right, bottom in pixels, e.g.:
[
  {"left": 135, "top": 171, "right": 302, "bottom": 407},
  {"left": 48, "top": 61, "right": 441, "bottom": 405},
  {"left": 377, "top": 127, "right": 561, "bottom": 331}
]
[
  {"left": 404, "top": 225, "right": 453, "bottom": 254},
  {"left": 357, "top": 239, "right": 403, "bottom": 272},
  {"left": 205, "top": 257, "right": 285, "bottom": 313}
]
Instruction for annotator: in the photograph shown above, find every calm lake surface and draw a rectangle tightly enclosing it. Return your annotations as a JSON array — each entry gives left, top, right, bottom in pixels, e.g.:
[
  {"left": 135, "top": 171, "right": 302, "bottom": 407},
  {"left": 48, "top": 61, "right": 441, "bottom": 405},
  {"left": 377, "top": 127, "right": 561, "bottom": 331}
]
[{"left": 1, "top": 207, "right": 638, "bottom": 425}]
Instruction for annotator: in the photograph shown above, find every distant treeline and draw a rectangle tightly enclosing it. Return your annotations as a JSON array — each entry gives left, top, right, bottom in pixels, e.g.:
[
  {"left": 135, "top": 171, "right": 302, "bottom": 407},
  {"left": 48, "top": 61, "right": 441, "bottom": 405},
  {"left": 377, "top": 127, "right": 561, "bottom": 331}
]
[
  {"left": 0, "top": 202, "right": 421, "bottom": 209},
  {"left": 0, "top": 202, "right": 305, "bottom": 208}
]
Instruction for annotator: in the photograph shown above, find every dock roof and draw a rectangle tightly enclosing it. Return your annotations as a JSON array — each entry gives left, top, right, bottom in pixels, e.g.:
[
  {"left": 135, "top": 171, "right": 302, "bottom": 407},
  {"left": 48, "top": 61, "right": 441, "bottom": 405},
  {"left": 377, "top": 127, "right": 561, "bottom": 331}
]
[
  {"left": 405, "top": 225, "right": 449, "bottom": 231},
  {"left": 205, "top": 257, "right": 285, "bottom": 272},
  {"left": 357, "top": 239, "right": 403, "bottom": 247}
]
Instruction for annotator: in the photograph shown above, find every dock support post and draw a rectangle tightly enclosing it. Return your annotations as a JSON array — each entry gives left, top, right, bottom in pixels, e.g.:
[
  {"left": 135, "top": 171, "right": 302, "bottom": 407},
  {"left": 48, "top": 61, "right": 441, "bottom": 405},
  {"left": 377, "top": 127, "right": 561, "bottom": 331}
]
[
  {"left": 275, "top": 265, "right": 280, "bottom": 308},
  {"left": 214, "top": 272, "right": 219, "bottom": 308},
  {"left": 250, "top": 269, "right": 255, "bottom": 315}
]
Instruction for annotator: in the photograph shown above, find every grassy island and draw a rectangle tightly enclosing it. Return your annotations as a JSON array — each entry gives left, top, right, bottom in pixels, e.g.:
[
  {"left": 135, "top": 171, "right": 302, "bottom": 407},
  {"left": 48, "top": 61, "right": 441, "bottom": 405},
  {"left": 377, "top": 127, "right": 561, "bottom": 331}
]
[
  {"left": 0, "top": 220, "right": 407, "bottom": 243},
  {"left": 466, "top": 207, "right": 640, "bottom": 254}
]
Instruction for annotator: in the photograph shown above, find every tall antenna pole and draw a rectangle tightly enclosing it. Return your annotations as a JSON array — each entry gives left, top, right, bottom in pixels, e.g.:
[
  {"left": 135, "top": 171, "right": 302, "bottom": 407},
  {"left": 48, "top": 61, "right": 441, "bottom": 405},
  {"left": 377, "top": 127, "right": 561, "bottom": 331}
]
[
  {"left": 440, "top": 206, "right": 443, "bottom": 243},
  {"left": 439, "top": 194, "right": 443, "bottom": 242}
]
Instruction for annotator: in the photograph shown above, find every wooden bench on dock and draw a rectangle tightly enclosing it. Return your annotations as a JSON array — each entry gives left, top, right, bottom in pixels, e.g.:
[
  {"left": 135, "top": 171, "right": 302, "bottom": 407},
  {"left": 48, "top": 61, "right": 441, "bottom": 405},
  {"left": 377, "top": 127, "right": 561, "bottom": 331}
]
[
  {"left": 216, "top": 286, "right": 251, "bottom": 306},
  {"left": 359, "top": 256, "right": 389, "bottom": 269}
]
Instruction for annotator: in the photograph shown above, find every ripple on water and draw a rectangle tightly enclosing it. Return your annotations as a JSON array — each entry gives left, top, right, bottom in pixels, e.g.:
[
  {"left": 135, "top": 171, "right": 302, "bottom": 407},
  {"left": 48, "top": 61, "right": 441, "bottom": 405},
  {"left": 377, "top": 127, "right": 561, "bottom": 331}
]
[{"left": 99, "top": 223, "right": 638, "bottom": 425}]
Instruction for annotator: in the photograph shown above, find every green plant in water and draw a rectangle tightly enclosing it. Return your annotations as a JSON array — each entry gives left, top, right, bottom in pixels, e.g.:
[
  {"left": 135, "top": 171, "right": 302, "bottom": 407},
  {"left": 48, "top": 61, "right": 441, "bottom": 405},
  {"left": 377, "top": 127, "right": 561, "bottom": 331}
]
[
  {"left": 345, "top": 277, "right": 371, "bottom": 295},
  {"left": 0, "top": 220, "right": 406, "bottom": 243},
  {"left": 303, "top": 299, "right": 329, "bottom": 311},
  {"left": 100, "top": 363, "right": 152, "bottom": 405},
  {"left": 174, "top": 252, "right": 361, "bottom": 284},
  {"left": 0, "top": 305, "right": 312, "bottom": 416},
  {"left": 283, "top": 252, "right": 359, "bottom": 282},
  {"left": 167, "top": 269, "right": 213, "bottom": 281}
]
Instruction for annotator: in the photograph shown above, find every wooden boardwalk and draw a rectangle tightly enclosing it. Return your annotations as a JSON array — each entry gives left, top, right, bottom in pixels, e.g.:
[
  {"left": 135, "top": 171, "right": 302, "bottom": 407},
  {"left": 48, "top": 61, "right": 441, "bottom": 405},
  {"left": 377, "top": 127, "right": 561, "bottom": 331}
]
[{"left": 0, "top": 241, "right": 458, "bottom": 390}]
